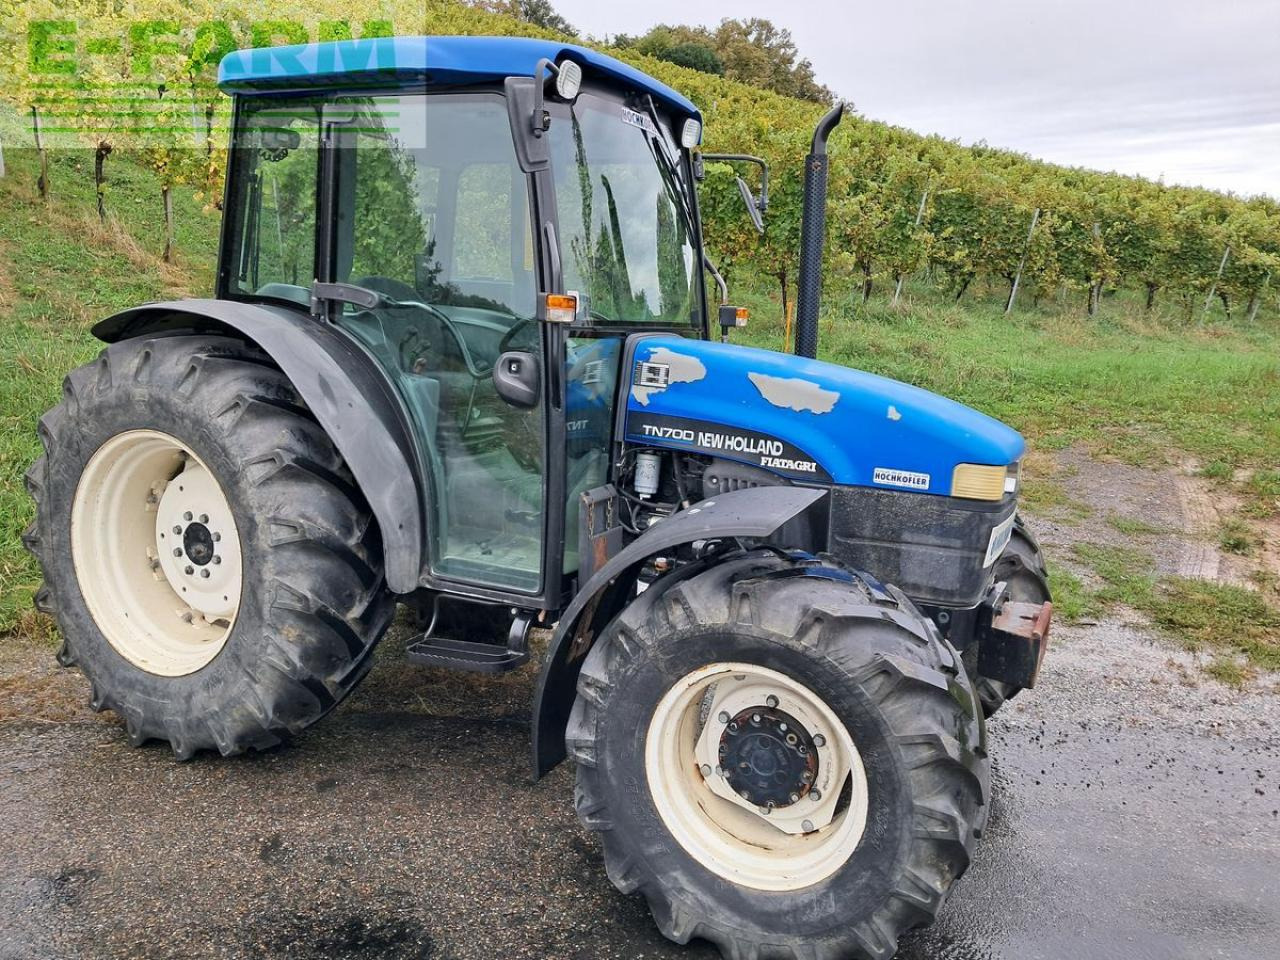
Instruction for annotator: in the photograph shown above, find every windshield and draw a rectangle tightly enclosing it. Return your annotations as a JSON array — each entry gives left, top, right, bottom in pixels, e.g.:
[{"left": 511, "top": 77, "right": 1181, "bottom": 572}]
[{"left": 548, "top": 92, "right": 699, "bottom": 327}]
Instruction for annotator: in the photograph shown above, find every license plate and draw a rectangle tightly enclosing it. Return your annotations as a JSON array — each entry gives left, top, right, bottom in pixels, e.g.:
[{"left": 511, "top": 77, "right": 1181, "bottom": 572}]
[{"left": 984, "top": 513, "right": 1016, "bottom": 567}]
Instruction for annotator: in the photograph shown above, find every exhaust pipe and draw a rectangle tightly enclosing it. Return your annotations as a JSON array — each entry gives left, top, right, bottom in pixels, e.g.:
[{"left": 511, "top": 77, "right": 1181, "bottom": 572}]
[{"left": 795, "top": 102, "right": 845, "bottom": 359}]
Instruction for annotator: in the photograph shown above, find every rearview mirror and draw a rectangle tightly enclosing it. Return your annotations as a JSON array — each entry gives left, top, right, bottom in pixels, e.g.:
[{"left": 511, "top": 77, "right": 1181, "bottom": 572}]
[{"left": 736, "top": 176, "right": 764, "bottom": 234}]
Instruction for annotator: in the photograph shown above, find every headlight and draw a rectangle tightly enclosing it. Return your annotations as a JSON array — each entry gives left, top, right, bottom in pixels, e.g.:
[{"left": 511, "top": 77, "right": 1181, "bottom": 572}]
[{"left": 951, "top": 462, "right": 1018, "bottom": 501}]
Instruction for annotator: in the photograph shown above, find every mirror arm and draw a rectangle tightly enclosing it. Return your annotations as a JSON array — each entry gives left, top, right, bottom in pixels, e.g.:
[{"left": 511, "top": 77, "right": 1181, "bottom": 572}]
[{"left": 701, "top": 153, "right": 770, "bottom": 212}]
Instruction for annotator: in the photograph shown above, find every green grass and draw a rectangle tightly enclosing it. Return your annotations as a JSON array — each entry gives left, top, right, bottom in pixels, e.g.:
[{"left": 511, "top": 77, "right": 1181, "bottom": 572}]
[
  {"left": 1219, "top": 518, "right": 1256, "bottom": 556},
  {"left": 1106, "top": 514, "right": 1166, "bottom": 537},
  {"left": 0, "top": 127, "right": 216, "bottom": 636},
  {"left": 1069, "top": 542, "right": 1280, "bottom": 675}
]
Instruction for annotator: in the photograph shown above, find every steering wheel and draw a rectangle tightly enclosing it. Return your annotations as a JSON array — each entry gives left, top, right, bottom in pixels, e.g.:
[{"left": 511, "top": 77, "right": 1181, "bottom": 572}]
[{"left": 497, "top": 316, "right": 540, "bottom": 356}]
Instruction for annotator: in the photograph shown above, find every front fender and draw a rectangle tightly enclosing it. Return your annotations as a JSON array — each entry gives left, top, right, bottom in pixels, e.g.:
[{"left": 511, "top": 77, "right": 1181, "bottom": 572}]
[
  {"left": 530, "top": 485, "right": 827, "bottom": 779},
  {"left": 93, "top": 299, "right": 425, "bottom": 594}
]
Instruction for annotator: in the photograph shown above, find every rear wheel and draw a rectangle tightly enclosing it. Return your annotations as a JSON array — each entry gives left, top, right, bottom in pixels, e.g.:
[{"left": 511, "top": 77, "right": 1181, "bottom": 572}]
[
  {"left": 568, "top": 551, "right": 989, "bottom": 960},
  {"left": 976, "top": 516, "right": 1051, "bottom": 716},
  {"left": 24, "top": 335, "right": 394, "bottom": 758}
]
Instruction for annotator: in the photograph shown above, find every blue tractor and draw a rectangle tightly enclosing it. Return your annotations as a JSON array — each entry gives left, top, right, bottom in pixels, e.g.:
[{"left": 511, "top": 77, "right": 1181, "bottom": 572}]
[{"left": 25, "top": 36, "right": 1052, "bottom": 960}]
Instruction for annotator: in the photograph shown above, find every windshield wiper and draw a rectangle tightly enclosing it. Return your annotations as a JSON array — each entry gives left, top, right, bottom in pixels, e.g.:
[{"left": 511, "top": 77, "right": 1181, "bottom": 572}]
[{"left": 643, "top": 96, "right": 698, "bottom": 240}]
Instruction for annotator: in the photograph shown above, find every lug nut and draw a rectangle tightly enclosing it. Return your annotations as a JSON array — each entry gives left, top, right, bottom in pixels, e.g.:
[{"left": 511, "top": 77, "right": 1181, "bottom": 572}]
[
  {"left": 173, "top": 525, "right": 182, "bottom": 535},
  {"left": 751, "top": 713, "right": 761, "bottom": 724},
  {"left": 183, "top": 511, "right": 192, "bottom": 521},
  {"left": 813, "top": 734, "right": 827, "bottom": 748},
  {"left": 212, "top": 532, "right": 221, "bottom": 542},
  {"left": 173, "top": 548, "right": 182, "bottom": 557},
  {"left": 779, "top": 722, "right": 788, "bottom": 732},
  {"left": 184, "top": 566, "right": 194, "bottom": 575},
  {"left": 802, "top": 819, "right": 815, "bottom": 833},
  {"left": 765, "top": 695, "right": 779, "bottom": 708},
  {"left": 199, "top": 514, "right": 208, "bottom": 524},
  {"left": 212, "top": 556, "right": 221, "bottom": 565},
  {"left": 200, "top": 569, "right": 210, "bottom": 579},
  {"left": 789, "top": 792, "right": 800, "bottom": 803},
  {"left": 718, "top": 711, "right": 730, "bottom": 724},
  {"left": 810, "top": 789, "right": 822, "bottom": 802}
]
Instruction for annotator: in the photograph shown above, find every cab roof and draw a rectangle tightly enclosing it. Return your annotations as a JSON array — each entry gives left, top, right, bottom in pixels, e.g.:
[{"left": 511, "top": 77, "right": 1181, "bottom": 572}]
[{"left": 218, "top": 35, "right": 701, "bottom": 121}]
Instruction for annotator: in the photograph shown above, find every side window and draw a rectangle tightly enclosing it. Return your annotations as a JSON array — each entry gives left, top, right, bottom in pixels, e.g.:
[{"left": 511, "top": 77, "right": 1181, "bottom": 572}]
[
  {"left": 228, "top": 102, "right": 322, "bottom": 303},
  {"left": 454, "top": 164, "right": 514, "bottom": 280}
]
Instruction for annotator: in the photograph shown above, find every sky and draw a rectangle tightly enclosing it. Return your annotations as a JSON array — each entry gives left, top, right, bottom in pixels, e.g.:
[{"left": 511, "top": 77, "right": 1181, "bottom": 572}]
[{"left": 553, "top": 0, "right": 1280, "bottom": 199}]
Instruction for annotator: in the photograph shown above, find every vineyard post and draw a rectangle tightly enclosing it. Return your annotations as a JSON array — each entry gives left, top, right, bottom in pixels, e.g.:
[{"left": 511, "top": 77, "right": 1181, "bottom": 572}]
[
  {"left": 0, "top": 135, "right": 5, "bottom": 178},
  {"left": 1005, "top": 207, "right": 1041, "bottom": 314},
  {"left": 1202, "top": 245, "right": 1231, "bottom": 321},
  {"left": 32, "top": 107, "right": 49, "bottom": 200},
  {"left": 893, "top": 188, "right": 929, "bottom": 305},
  {"left": 1088, "top": 222, "right": 1102, "bottom": 316},
  {"left": 1246, "top": 270, "right": 1270, "bottom": 325}
]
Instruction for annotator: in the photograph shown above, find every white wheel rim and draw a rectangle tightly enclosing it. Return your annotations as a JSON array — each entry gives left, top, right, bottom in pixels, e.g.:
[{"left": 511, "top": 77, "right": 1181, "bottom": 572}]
[
  {"left": 70, "top": 430, "right": 243, "bottom": 677},
  {"left": 645, "top": 662, "right": 869, "bottom": 892}
]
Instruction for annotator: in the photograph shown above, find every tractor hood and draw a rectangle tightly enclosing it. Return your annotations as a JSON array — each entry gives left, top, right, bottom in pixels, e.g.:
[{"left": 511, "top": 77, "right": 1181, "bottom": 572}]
[{"left": 623, "top": 336, "right": 1024, "bottom": 496}]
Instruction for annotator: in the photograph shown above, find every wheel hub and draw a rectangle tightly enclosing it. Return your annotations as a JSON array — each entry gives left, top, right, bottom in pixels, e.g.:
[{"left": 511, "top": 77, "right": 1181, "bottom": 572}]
[
  {"left": 719, "top": 706, "right": 817, "bottom": 809},
  {"left": 154, "top": 458, "right": 241, "bottom": 622}
]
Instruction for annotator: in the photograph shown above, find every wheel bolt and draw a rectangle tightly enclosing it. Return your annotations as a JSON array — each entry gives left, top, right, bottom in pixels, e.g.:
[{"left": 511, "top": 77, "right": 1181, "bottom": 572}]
[
  {"left": 718, "top": 711, "right": 730, "bottom": 724},
  {"left": 810, "top": 789, "right": 822, "bottom": 802},
  {"left": 184, "top": 566, "right": 194, "bottom": 575},
  {"left": 173, "top": 525, "right": 182, "bottom": 535},
  {"left": 183, "top": 511, "right": 192, "bottom": 521},
  {"left": 212, "top": 555, "right": 221, "bottom": 565},
  {"left": 212, "top": 532, "right": 221, "bottom": 542},
  {"left": 714, "top": 765, "right": 723, "bottom": 777},
  {"left": 765, "top": 695, "right": 779, "bottom": 708},
  {"left": 200, "top": 569, "right": 210, "bottom": 579},
  {"left": 751, "top": 713, "right": 761, "bottom": 724},
  {"left": 789, "top": 792, "right": 800, "bottom": 803},
  {"left": 802, "top": 819, "right": 815, "bottom": 833},
  {"left": 199, "top": 514, "right": 208, "bottom": 524},
  {"left": 813, "top": 734, "right": 827, "bottom": 748},
  {"left": 699, "top": 764, "right": 712, "bottom": 778},
  {"left": 779, "top": 722, "right": 788, "bottom": 732},
  {"left": 173, "top": 548, "right": 182, "bottom": 557}
]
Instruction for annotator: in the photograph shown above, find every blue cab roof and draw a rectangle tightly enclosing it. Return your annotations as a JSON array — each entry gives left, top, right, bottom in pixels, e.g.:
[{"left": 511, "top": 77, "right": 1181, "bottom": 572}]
[{"left": 218, "top": 35, "right": 701, "bottom": 121}]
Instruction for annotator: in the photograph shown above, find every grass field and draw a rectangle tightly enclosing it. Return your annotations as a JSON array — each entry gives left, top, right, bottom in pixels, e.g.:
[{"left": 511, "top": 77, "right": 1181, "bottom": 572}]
[{"left": 1, "top": 127, "right": 1278, "bottom": 668}]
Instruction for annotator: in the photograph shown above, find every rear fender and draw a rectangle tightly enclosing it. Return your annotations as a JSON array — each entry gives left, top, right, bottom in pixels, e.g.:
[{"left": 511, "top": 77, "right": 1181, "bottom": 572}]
[
  {"left": 93, "top": 299, "right": 425, "bottom": 594},
  {"left": 530, "top": 485, "right": 828, "bottom": 779}
]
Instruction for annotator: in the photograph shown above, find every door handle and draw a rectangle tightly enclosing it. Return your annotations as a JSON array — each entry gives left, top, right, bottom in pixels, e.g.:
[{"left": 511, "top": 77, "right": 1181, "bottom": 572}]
[{"left": 493, "top": 351, "right": 541, "bottom": 408}]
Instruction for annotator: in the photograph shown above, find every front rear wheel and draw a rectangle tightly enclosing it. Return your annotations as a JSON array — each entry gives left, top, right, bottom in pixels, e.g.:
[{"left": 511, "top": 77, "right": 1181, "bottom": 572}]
[
  {"left": 24, "top": 335, "right": 394, "bottom": 758},
  {"left": 567, "top": 551, "right": 989, "bottom": 960}
]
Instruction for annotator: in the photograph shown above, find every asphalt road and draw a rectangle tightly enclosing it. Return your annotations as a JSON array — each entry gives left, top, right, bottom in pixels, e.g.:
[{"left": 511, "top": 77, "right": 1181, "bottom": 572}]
[{"left": 2, "top": 615, "right": 1277, "bottom": 960}]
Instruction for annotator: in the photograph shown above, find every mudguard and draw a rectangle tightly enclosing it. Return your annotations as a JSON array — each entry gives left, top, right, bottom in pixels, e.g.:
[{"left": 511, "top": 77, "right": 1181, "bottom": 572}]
[
  {"left": 530, "top": 485, "right": 828, "bottom": 778},
  {"left": 92, "top": 299, "right": 425, "bottom": 594}
]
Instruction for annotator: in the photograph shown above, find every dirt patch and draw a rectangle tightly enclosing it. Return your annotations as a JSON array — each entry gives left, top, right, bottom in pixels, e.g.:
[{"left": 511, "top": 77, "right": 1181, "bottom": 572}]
[{"left": 0, "top": 637, "right": 113, "bottom": 726}]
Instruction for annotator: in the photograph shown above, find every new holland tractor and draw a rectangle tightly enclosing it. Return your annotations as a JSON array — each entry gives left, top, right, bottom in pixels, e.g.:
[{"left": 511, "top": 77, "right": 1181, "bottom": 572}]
[{"left": 24, "top": 36, "right": 1052, "bottom": 960}]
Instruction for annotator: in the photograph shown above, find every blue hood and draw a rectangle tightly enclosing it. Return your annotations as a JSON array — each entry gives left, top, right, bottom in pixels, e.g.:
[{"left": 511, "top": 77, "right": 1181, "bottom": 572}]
[{"left": 624, "top": 337, "right": 1024, "bottom": 496}]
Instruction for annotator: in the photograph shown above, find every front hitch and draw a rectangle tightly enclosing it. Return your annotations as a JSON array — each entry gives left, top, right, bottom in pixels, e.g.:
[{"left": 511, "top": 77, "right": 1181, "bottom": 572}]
[{"left": 976, "top": 595, "right": 1053, "bottom": 689}]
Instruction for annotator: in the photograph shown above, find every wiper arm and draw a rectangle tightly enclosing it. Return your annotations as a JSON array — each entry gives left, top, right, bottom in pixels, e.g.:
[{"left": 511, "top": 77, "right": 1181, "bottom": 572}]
[{"left": 643, "top": 97, "right": 698, "bottom": 238}]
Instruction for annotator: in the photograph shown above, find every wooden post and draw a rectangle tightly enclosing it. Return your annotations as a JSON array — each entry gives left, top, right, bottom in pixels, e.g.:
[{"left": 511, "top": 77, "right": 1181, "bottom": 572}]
[
  {"left": 1247, "top": 270, "right": 1271, "bottom": 325},
  {"left": 893, "top": 188, "right": 929, "bottom": 305},
  {"left": 0, "top": 136, "right": 6, "bottom": 178},
  {"left": 1087, "top": 222, "right": 1102, "bottom": 316},
  {"left": 32, "top": 107, "right": 49, "bottom": 199},
  {"left": 1005, "top": 207, "right": 1041, "bottom": 314},
  {"left": 162, "top": 185, "right": 176, "bottom": 263},
  {"left": 784, "top": 298, "right": 795, "bottom": 352},
  {"left": 1202, "top": 245, "right": 1231, "bottom": 320}
]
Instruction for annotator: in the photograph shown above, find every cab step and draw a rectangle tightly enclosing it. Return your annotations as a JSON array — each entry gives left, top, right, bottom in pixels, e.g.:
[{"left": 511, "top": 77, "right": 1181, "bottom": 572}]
[
  {"left": 405, "top": 636, "right": 529, "bottom": 673},
  {"left": 404, "top": 613, "right": 533, "bottom": 674}
]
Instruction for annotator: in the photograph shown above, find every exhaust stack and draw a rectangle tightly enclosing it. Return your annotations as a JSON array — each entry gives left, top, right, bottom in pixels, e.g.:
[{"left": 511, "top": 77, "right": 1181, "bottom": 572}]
[{"left": 794, "top": 102, "right": 845, "bottom": 359}]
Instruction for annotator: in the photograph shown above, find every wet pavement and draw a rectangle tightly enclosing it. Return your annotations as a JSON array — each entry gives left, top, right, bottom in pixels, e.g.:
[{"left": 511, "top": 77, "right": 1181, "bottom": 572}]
[{"left": 1, "top": 616, "right": 1277, "bottom": 960}]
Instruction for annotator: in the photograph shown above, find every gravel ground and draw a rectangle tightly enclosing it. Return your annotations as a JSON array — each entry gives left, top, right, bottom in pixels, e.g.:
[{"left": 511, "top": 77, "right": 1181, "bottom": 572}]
[{"left": 2, "top": 456, "right": 1277, "bottom": 960}]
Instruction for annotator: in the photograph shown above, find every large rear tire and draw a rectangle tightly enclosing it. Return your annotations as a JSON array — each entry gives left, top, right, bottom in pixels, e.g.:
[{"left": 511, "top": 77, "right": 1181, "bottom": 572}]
[
  {"left": 567, "top": 551, "right": 989, "bottom": 960},
  {"left": 975, "top": 515, "right": 1051, "bottom": 716},
  {"left": 23, "top": 335, "right": 394, "bottom": 758}
]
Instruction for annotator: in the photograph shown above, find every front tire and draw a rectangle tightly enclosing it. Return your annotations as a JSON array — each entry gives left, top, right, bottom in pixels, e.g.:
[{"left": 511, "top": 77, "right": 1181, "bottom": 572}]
[
  {"left": 567, "top": 551, "right": 989, "bottom": 960},
  {"left": 23, "top": 335, "right": 394, "bottom": 758}
]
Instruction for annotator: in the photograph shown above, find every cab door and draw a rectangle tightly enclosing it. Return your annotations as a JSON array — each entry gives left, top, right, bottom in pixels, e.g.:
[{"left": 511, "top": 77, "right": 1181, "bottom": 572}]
[{"left": 325, "top": 92, "right": 550, "bottom": 596}]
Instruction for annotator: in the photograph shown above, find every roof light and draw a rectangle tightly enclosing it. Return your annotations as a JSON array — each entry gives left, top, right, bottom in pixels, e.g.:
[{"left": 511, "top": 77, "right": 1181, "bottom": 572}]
[
  {"left": 555, "top": 59, "right": 582, "bottom": 100},
  {"left": 680, "top": 118, "right": 702, "bottom": 149}
]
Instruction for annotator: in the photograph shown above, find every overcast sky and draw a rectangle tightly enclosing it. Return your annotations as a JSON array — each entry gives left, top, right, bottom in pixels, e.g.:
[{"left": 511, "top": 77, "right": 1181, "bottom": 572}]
[{"left": 554, "top": 0, "right": 1279, "bottom": 199}]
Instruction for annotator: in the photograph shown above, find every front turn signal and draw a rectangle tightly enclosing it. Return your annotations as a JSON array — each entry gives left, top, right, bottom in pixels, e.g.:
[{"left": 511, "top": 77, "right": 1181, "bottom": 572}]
[{"left": 951, "top": 463, "right": 1008, "bottom": 501}]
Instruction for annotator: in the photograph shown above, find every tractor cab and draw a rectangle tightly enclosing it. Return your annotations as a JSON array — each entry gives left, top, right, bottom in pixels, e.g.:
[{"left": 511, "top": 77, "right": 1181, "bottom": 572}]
[{"left": 218, "top": 36, "right": 707, "bottom": 607}]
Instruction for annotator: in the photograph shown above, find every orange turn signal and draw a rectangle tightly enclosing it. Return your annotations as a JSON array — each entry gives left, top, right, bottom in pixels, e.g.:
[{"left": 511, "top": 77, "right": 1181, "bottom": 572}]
[{"left": 544, "top": 293, "right": 577, "bottom": 324}]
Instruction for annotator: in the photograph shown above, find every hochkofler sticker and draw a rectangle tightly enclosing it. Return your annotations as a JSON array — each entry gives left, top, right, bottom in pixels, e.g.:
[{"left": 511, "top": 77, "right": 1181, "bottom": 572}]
[{"left": 872, "top": 467, "right": 931, "bottom": 491}]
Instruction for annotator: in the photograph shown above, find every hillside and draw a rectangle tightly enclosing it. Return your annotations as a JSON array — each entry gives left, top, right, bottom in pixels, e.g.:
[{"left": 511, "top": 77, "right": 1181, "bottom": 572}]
[{"left": 0, "top": 0, "right": 1276, "bottom": 323}]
